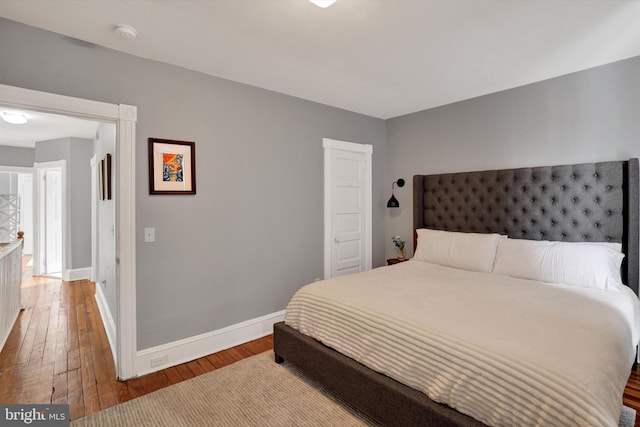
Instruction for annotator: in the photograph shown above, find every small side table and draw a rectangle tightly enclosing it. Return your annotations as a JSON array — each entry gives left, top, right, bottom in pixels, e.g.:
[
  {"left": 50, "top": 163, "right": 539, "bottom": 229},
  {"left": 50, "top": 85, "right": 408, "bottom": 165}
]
[{"left": 387, "top": 258, "right": 410, "bottom": 266}]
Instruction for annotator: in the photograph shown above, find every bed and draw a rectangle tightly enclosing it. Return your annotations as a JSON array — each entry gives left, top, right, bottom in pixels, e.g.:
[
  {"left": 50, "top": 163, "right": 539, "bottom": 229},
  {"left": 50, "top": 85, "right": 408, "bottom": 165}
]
[{"left": 274, "top": 159, "right": 640, "bottom": 427}]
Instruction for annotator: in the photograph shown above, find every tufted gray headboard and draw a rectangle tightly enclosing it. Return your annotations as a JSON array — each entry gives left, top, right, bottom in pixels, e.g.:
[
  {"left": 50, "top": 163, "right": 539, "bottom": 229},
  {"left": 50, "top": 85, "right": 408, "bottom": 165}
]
[{"left": 413, "top": 159, "right": 639, "bottom": 294}]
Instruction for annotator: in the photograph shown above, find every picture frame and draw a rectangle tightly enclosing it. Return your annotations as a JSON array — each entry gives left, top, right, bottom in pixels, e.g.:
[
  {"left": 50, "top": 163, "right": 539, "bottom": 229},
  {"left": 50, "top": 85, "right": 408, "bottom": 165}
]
[
  {"left": 98, "top": 154, "right": 112, "bottom": 200},
  {"left": 148, "top": 138, "right": 197, "bottom": 195},
  {"left": 98, "top": 158, "right": 105, "bottom": 201},
  {"left": 103, "top": 153, "right": 112, "bottom": 200}
]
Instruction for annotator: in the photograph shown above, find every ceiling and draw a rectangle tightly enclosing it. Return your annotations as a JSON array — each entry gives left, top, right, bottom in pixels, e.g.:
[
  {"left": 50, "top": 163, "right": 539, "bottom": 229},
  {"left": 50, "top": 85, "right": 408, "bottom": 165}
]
[
  {"left": 0, "top": 106, "right": 100, "bottom": 148},
  {"left": 1, "top": 1, "right": 640, "bottom": 119}
]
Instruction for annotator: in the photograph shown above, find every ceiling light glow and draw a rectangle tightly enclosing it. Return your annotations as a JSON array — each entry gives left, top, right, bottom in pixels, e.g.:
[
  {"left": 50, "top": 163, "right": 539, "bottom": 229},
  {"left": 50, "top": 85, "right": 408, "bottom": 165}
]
[
  {"left": 309, "top": 0, "right": 336, "bottom": 8},
  {"left": 2, "top": 112, "right": 28, "bottom": 125}
]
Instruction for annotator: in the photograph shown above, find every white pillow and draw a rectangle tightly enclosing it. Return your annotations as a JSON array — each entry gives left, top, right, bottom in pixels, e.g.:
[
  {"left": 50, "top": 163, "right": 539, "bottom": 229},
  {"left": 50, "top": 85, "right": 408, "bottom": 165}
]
[
  {"left": 414, "top": 229, "right": 501, "bottom": 273},
  {"left": 492, "top": 238, "right": 625, "bottom": 291},
  {"left": 583, "top": 241, "right": 623, "bottom": 252}
]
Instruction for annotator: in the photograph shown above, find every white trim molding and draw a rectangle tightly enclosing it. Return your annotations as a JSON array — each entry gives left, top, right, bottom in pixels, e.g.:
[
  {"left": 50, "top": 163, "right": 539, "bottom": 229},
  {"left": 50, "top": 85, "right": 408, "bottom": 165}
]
[
  {"left": 0, "top": 83, "right": 120, "bottom": 119},
  {"left": 62, "top": 267, "right": 92, "bottom": 282},
  {"left": 135, "top": 310, "right": 285, "bottom": 377},
  {"left": 94, "top": 282, "right": 117, "bottom": 368},
  {"left": 0, "top": 83, "right": 138, "bottom": 380},
  {"left": 0, "top": 166, "right": 34, "bottom": 174},
  {"left": 323, "top": 138, "right": 374, "bottom": 155},
  {"left": 116, "top": 103, "right": 137, "bottom": 380}
]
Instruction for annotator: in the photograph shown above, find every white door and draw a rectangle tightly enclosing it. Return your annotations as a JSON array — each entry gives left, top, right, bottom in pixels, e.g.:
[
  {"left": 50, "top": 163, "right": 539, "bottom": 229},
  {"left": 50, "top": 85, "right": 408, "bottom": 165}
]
[
  {"left": 90, "top": 156, "right": 99, "bottom": 283},
  {"left": 34, "top": 161, "right": 66, "bottom": 278},
  {"left": 323, "top": 138, "right": 372, "bottom": 278},
  {"left": 44, "top": 168, "right": 63, "bottom": 275}
]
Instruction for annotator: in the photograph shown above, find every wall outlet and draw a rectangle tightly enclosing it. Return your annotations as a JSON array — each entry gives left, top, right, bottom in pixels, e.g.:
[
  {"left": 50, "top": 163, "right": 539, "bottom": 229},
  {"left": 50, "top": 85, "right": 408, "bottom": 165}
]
[{"left": 150, "top": 354, "right": 168, "bottom": 368}]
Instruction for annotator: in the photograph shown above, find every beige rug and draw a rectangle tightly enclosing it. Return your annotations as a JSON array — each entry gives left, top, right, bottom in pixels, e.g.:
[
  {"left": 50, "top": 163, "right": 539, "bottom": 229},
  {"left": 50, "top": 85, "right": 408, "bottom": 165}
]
[
  {"left": 71, "top": 351, "right": 636, "bottom": 427},
  {"left": 71, "top": 352, "right": 375, "bottom": 427}
]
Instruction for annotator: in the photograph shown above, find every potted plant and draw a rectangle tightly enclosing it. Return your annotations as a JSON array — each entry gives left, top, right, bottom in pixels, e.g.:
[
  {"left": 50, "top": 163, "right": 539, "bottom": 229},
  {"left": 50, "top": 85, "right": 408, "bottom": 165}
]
[{"left": 391, "top": 236, "right": 406, "bottom": 259}]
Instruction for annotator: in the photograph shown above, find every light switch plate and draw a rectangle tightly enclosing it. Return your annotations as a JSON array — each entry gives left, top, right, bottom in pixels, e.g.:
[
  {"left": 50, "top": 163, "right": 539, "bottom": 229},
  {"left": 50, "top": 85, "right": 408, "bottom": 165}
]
[{"left": 144, "top": 227, "right": 155, "bottom": 242}]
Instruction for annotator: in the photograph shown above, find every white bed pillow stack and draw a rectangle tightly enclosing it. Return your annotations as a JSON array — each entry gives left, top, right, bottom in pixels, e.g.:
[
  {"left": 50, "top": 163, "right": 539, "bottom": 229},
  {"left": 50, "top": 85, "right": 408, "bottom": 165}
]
[
  {"left": 414, "top": 228, "right": 625, "bottom": 291},
  {"left": 414, "top": 228, "right": 501, "bottom": 273},
  {"left": 493, "top": 238, "right": 624, "bottom": 291}
]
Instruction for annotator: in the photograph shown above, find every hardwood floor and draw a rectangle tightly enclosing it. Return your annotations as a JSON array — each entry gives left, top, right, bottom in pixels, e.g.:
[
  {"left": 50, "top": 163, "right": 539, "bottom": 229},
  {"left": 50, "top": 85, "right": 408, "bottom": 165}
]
[
  {"left": 0, "top": 261, "right": 272, "bottom": 420},
  {"left": 625, "top": 371, "right": 640, "bottom": 426},
  {"left": 1, "top": 262, "right": 639, "bottom": 425}
]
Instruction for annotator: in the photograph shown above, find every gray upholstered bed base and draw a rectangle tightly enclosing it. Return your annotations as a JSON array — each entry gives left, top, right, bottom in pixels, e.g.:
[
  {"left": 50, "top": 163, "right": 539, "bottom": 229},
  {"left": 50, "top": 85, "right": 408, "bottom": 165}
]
[
  {"left": 273, "top": 322, "right": 484, "bottom": 427},
  {"left": 274, "top": 159, "right": 639, "bottom": 426}
]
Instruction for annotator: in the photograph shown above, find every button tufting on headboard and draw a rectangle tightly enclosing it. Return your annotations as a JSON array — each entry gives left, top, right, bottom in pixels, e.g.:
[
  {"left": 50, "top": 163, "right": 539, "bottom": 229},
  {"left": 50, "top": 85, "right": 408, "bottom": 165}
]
[
  {"left": 413, "top": 159, "right": 639, "bottom": 294},
  {"left": 418, "top": 162, "right": 624, "bottom": 243}
]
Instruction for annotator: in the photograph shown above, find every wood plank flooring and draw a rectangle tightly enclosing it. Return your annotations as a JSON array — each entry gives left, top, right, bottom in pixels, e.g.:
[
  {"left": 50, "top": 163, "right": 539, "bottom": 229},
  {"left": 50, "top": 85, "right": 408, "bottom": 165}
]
[
  {"left": 0, "top": 260, "right": 639, "bottom": 425},
  {"left": 0, "top": 260, "right": 272, "bottom": 420},
  {"left": 625, "top": 371, "right": 640, "bottom": 425}
]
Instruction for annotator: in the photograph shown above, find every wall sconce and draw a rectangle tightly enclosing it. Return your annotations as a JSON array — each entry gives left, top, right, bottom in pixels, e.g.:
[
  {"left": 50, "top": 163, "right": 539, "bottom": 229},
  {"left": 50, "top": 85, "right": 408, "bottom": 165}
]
[{"left": 386, "top": 179, "right": 405, "bottom": 208}]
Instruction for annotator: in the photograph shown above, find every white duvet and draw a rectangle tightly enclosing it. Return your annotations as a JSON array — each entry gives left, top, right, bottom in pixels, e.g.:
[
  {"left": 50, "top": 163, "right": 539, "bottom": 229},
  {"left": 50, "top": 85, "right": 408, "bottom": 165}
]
[{"left": 284, "top": 260, "right": 640, "bottom": 427}]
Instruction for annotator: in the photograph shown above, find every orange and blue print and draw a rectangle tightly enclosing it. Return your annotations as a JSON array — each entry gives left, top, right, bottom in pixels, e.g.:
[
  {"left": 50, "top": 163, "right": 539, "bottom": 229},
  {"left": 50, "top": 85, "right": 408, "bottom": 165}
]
[{"left": 162, "top": 153, "right": 184, "bottom": 182}]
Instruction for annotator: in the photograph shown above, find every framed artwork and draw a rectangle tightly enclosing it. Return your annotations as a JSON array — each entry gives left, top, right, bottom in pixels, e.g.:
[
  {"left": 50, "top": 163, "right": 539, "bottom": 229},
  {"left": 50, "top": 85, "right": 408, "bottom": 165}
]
[
  {"left": 98, "top": 159, "right": 104, "bottom": 200},
  {"left": 98, "top": 154, "right": 112, "bottom": 200},
  {"left": 103, "top": 153, "right": 112, "bottom": 200},
  {"left": 148, "top": 138, "right": 196, "bottom": 195}
]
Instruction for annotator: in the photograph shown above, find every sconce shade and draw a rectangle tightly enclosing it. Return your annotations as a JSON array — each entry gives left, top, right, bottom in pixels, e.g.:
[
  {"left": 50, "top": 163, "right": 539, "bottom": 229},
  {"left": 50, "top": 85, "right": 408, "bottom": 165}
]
[
  {"left": 387, "top": 178, "right": 405, "bottom": 208},
  {"left": 386, "top": 194, "right": 400, "bottom": 208}
]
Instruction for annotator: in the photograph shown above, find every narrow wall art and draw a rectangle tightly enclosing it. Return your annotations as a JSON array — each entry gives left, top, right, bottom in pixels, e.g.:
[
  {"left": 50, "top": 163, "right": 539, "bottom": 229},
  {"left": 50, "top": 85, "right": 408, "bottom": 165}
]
[{"left": 103, "top": 153, "right": 112, "bottom": 200}]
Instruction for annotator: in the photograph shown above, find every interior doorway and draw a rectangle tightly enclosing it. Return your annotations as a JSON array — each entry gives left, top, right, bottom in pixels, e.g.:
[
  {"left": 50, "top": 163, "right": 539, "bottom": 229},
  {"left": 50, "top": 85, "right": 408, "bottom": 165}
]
[
  {"left": 34, "top": 161, "right": 65, "bottom": 277},
  {"left": 323, "top": 138, "right": 373, "bottom": 279},
  {"left": 0, "top": 83, "right": 138, "bottom": 380}
]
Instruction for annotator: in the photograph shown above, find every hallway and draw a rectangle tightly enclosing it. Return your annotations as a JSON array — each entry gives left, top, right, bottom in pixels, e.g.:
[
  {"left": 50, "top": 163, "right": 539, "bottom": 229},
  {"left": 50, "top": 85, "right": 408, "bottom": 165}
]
[{"left": 0, "top": 257, "right": 118, "bottom": 418}]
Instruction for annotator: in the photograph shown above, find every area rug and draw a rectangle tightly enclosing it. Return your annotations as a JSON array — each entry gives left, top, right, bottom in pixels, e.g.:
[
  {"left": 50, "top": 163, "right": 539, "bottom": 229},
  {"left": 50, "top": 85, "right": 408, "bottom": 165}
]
[
  {"left": 71, "top": 351, "right": 636, "bottom": 427},
  {"left": 71, "top": 352, "right": 375, "bottom": 427}
]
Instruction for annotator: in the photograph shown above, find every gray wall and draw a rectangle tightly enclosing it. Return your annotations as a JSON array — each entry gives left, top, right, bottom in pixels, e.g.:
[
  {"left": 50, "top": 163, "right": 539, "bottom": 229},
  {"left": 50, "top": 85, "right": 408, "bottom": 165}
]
[
  {"left": 0, "top": 173, "right": 17, "bottom": 194},
  {"left": 0, "top": 18, "right": 387, "bottom": 349},
  {"left": 386, "top": 56, "right": 640, "bottom": 258},
  {"left": 69, "top": 138, "right": 93, "bottom": 268},
  {"left": 35, "top": 137, "right": 94, "bottom": 269},
  {"left": 0, "top": 146, "right": 35, "bottom": 167},
  {"left": 34, "top": 137, "right": 69, "bottom": 163}
]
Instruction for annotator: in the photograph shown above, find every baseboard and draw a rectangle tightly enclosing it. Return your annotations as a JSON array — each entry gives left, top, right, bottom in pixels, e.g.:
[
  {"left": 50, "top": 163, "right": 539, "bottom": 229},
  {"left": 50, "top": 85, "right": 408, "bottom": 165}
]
[
  {"left": 135, "top": 310, "right": 285, "bottom": 377},
  {"left": 62, "top": 267, "right": 91, "bottom": 281},
  {"left": 94, "top": 282, "right": 118, "bottom": 369}
]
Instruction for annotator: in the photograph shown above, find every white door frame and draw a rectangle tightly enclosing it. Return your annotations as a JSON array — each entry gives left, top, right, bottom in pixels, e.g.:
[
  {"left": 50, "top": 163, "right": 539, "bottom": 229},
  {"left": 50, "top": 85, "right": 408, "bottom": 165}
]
[
  {"left": 33, "top": 160, "right": 66, "bottom": 277},
  {"left": 90, "top": 155, "right": 99, "bottom": 284},
  {"left": 0, "top": 83, "right": 138, "bottom": 380},
  {"left": 323, "top": 138, "right": 373, "bottom": 279}
]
